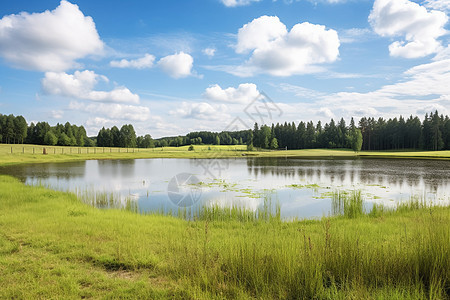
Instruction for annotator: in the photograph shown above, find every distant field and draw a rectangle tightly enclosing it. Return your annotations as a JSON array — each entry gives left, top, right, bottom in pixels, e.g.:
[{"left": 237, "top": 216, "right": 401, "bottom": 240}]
[
  {"left": 0, "top": 144, "right": 449, "bottom": 166},
  {"left": 0, "top": 144, "right": 247, "bottom": 155}
]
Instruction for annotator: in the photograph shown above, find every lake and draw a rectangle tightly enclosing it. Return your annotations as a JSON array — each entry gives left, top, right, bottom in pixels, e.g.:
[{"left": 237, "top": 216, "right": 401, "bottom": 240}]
[{"left": 1, "top": 158, "right": 449, "bottom": 219}]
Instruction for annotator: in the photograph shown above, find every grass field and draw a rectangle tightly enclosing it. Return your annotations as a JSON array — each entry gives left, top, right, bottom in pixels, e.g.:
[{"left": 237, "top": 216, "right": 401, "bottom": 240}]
[
  {"left": 0, "top": 143, "right": 449, "bottom": 167},
  {"left": 0, "top": 176, "right": 449, "bottom": 299}
]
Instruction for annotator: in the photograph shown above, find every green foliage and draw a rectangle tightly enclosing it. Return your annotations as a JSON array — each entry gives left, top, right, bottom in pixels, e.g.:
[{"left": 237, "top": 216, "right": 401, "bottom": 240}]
[
  {"left": 43, "top": 131, "right": 57, "bottom": 146},
  {"left": 348, "top": 128, "right": 363, "bottom": 152},
  {"left": 188, "top": 145, "right": 194, "bottom": 151},
  {"left": 332, "top": 190, "right": 364, "bottom": 218},
  {"left": 270, "top": 137, "right": 278, "bottom": 149}
]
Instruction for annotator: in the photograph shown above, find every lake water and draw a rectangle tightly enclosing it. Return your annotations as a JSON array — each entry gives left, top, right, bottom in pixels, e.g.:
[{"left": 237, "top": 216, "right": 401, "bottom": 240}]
[{"left": 1, "top": 158, "right": 449, "bottom": 219}]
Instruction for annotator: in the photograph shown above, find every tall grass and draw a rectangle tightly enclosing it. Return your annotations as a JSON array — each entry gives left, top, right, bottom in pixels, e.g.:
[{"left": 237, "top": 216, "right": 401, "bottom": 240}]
[
  {"left": 332, "top": 190, "right": 364, "bottom": 218},
  {"left": 1, "top": 175, "right": 449, "bottom": 299}
]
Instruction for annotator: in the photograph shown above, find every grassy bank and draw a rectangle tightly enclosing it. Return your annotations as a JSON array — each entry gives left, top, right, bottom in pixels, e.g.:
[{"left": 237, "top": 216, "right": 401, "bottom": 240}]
[
  {"left": 0, "top": 175, "right": 448, "bottom": 299},
  {"left": 1, "top": 143, "right": 449, "bottom": 167}
]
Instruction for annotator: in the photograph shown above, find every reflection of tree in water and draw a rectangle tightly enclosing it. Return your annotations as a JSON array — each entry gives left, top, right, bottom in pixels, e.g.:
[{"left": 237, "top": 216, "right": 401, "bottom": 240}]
[
  {"left": 0, "top": 161, "right": 87, "bottom": 182},
  {"left": 97, "top": 159, "right": 136, "bottom": 178},
  {"left": 245, "top": 157, "right": 450, "bottom": 192}
]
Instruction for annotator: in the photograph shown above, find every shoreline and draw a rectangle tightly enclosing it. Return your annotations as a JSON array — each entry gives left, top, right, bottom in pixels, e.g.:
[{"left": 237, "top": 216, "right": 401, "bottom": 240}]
[{"left": 1, "top": 145, "right": 450, "bottom": 167}]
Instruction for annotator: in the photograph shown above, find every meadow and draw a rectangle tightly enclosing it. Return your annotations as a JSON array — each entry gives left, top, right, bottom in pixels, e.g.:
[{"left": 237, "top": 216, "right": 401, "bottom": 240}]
[
  {"left": 0, "top": 175, "right": 449, "bottom": 299},
  {"left": 1, "top": 144, "right": 449, "bottom": 298}
]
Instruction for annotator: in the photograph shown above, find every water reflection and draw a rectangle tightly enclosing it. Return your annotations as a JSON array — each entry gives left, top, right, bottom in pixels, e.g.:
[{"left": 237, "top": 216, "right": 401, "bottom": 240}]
[
  {"left": 0, "top": 158, "right": 448, "bottom": 219},
  {"left": 245, "top": 158, "right": 450, "bottom": 192}
]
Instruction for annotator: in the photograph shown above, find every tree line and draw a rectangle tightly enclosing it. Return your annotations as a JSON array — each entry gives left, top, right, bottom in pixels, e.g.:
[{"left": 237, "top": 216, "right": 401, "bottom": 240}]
[
  {"left": 97, "top": 125, "right": 154, "bottom": 148},
  {"left": 0, "top": 114, "right": 92, "bottom": 146},
  {"left": 157, "top": 111, "right": 449, "bottom": 152},
  {"left": 2, "top": 111, "right": 449, "bottom": 151},
  {"left": 358, "top": 112, "right": 450, "bottom": 151}
]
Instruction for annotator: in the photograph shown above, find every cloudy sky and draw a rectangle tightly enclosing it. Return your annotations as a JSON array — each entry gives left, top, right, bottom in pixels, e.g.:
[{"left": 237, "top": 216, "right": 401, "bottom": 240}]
[{"left": 0, "top": 0, "right": 449, "bottom": 137}]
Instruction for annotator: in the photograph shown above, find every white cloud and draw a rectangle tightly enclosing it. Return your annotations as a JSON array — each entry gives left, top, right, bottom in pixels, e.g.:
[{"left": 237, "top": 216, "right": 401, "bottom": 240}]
[
  {"left": 170, "top": 102, "right": 227, "bottom": 120},
  {"left": 340, "top": 28, "right": 373, "bottom": 43},
  {"left": 202, "top": 48, "right": 216, "bottom": 57},
  {"left": 203, "top": 83, "right": 261, "bottom": 104},
  {"left": 236, "top": 16, "right": 288, "bottom": 54},
  {"left": 110, "top": 54, "right": 155, "bottom": 69},
  {"left": 157, "top": 51, "right": 194, "bottom": 78},
  {"left": 423, "top": 0, "right": 450, "bottom": 12},
  {"left": 51, "top": 110, "right": 64, "bottom": 119},
  {"left": 434, "top": 44, "right": 450, "bottom": 60},
  {"left": 318, "top": 107, "right": 336, "bottom": 119},
  {"left": 278, "top": 83, "right": 325, "bottom": 99},
  {"left": 369, "top": 0, "right": 448, "bottom": 58},
  {"left": 42, "top": 70, "right": 140, "bottom": 104},
  {"left": 0, "top": 0, "right": 103, "bottom": 72},
  {"left": 69, "top": 101, "right": 150, "bottom": 121},
  {"left": 319, "top": 59, "right": 450, "bottom": 117},
  {"left": 221, "top": 0, "right": 261, "bottom": 7},
  {"left": 233, "top": 16, "right": 340, "bottom": 76}
]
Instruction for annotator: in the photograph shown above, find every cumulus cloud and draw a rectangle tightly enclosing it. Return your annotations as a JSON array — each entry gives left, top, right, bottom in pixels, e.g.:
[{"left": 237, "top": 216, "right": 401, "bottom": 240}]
[
  {"left": 236, "top": 16, "right": 288, "bottom": 53},
  {"left": 69, "top": 101, "right": 150, "bottom": 121},
  {"left": 170, "top": 102, "right": 227, "bottom": 120},
  {"left": 233, "top": 16, "right": 340, "bottom": 76},
  {"left": 0, "top": 0, "right": 103, "bottom": 72},
  {"left": 202, "top": 48, "right": 216, "bottom": 57},
  {"left": 203, "top": 83, "right": 261, "bottom": 103},
  {"left": 221, "top": 0, "right": 261, "bottom": 7},
  {"left": 110, "top": 54, "right": 155, "bottom": 69},
  {"left": 157, "top": 51, "right": 194, "bottom": 78},
  {"left": 41, "top": 70, "right": 140, "bottom": 104},
  {"left": 369, "top": 0, "right": 448, "bottom": 58}
]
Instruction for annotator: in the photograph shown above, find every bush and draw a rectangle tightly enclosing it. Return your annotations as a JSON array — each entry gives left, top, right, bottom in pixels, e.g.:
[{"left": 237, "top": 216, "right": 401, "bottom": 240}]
[{"left": 188, "top": 145, "right": 194, "bottom": 151}]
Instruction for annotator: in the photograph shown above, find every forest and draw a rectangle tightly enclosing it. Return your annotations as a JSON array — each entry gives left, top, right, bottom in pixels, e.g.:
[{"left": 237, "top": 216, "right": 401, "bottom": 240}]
[
  {"left": 1, "top": 111, "right": 450, "bottom": 151},
  {"left": 157, "top": 111, "right": 450, "bottom": 151}
]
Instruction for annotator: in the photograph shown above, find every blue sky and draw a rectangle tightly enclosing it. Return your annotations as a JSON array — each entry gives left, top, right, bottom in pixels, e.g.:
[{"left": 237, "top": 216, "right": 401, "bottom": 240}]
[{"left": 0, "top": 0, "right": 449, "bottom": 137}]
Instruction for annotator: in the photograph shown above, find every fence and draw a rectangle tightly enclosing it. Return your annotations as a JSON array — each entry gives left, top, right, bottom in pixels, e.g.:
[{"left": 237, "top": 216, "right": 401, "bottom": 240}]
[{"left": 0, "top": 145, "right": 142, "bottom": 155}]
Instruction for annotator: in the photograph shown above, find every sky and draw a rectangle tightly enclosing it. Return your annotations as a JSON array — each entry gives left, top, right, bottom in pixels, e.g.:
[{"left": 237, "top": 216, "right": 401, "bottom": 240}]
[{"left": 0, "top": 0, "right": 449, "bottom": 138}]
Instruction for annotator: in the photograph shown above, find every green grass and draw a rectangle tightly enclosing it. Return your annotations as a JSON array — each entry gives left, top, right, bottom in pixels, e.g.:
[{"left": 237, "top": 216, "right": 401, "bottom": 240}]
[
  {"left": 1, "top": 143, "right": 449, "bottom": 167},
  {"left": 1, "top": 175, "right": 449, "bottom": 299}
]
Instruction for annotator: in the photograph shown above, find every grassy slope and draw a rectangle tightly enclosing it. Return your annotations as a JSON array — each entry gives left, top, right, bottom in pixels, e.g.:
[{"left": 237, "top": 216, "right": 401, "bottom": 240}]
[
  {"left": 1, "top": 176, "right": 449, "bottom": 299},
  {"left": 0, "top": 144, "right": 449, "bottom": 167}
]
